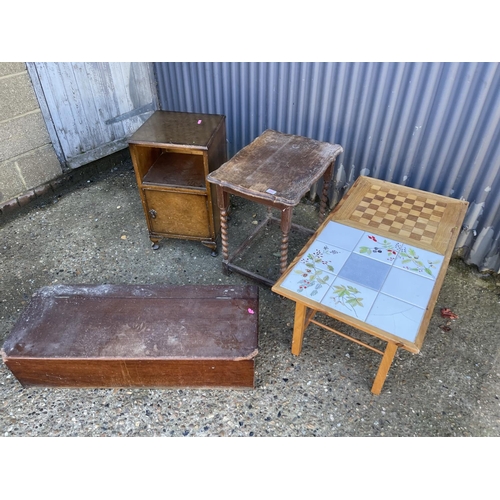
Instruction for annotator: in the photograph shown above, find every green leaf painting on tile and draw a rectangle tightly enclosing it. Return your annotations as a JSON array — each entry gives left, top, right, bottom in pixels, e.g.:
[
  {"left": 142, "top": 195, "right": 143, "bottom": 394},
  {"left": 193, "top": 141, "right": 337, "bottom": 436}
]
[
  {"left": 399, "top": 247, "right": 440, "bottom": 278},
  {"left": 331, "top": 284, "right": 364, "bottom": 316},
  {"left": 358, "top": 235, "right": 402, "bottom": 262}
]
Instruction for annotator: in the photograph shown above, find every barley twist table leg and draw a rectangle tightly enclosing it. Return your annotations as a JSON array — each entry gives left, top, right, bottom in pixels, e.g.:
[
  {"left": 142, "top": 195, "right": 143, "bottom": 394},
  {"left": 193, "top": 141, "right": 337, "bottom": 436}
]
[
  {"left": 216, "top": 186, "right": 230, "bottom": 273},
  {"left": 280, "top": 232, "right": 289, "bottom": 275},
  {"left": 279, "top": 207, "right": 293, "bottom": 275},
  {"left": 220, "top": 206, "right": 229, "bottom": 263}
]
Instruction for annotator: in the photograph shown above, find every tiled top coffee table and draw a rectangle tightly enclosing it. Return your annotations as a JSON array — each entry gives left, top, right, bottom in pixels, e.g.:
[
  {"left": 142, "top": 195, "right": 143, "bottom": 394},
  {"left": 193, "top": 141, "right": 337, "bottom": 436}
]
[{"left": 272, "top": 176, "right": 469, "bottom": 394}]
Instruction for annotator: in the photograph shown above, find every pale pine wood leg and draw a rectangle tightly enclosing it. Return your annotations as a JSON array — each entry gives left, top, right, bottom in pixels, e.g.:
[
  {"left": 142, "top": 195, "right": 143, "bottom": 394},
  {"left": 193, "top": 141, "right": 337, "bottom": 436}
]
[
  {"left": 371, "top": 341, "right": 398, "bottom": 395},
  {"left": 291, "top": 302, "right": 307, "bottom": 355}
]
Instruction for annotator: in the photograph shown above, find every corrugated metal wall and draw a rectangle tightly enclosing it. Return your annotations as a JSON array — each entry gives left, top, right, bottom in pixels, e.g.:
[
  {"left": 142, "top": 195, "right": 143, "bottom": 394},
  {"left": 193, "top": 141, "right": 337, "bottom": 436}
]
[{"left": 154, "top": 62, "right": 500, "bottom": 273}]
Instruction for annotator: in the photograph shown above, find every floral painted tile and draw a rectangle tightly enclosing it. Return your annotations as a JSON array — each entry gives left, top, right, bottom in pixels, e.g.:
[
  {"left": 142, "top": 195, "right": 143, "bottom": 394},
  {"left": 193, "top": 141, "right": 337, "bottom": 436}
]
[
  {"left": 297, "top": 240, "right": 350, "bottom": 274},
  {"left": 354, "top": 232, "right": 404, "bottom": 264},
  {"left": 365, "top": 293, "right": 425, "bottom": 342},
  {"left": 280, "top": 246, "right": 338, "bottom": 300},
  {"left": 316, "top": 221, "right": 364, "bottom": 251},
  {"left": 278, "top": 217, "right": 446, "bottom": 345},
  {"left": 381, "top": 267, "right": 435, "bottom": 308},
  {"left": 320, "top": 276, "right": 379, "bottom": 321},
  {"left": 393, "top": 245, "right": 444, "bottom": 280},
  {"left": 337, "top": 252, "right": 391, "bottom": 291}
]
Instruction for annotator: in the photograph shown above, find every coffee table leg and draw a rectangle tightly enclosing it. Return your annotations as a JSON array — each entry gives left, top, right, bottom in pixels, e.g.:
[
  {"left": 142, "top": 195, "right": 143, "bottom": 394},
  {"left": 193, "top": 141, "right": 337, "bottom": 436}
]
[
  {"left": 216, "top": 185, "right": 230, "bottom": 274},
  {"left": 371, "top": 341, "right": 398, "bottom": 395},
  {"left": 319, "top": 162, "right": 334, "bottom": 222},
  {"left": 280, "top": 207, "right": 293, "bottom": 275},
  {"left": 291, "top": 302, "right": 308, "bottom": 355}
]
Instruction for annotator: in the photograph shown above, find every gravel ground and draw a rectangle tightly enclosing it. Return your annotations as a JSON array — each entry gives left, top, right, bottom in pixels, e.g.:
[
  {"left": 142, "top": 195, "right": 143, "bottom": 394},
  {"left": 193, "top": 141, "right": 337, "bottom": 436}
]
[{"left": 1, "top": 158, "right": 499, "bottom": 441}]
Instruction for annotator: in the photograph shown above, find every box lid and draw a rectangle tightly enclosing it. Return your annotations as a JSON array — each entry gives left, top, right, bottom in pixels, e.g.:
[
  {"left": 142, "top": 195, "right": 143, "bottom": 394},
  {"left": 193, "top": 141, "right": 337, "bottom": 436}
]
[{"left": 2, "top": 284, "right": 258, "bottom": 361}]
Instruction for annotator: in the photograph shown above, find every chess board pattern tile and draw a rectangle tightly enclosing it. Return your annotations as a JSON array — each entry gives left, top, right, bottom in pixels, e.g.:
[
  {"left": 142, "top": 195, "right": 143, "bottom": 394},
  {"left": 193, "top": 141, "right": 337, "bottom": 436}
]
[
  {"left": 349, "top": 186, "right": 447, "bottom": 245},
  {"left": 332, "top": 176, "right": 463, "bottom": 255}
]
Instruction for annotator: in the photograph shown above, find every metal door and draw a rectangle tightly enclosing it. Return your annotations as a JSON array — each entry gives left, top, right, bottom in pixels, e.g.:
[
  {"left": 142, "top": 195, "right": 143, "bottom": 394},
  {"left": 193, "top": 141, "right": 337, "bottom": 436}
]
[{"left": 27, "top": 62, "right": 159, "bottom": 169}]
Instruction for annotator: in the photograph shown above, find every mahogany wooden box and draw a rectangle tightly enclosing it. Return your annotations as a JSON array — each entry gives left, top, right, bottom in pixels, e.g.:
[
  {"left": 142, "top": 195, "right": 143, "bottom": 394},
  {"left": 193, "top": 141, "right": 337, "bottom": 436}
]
[{"left": 1, "top": 284, "right": 259, "bottom": 389}]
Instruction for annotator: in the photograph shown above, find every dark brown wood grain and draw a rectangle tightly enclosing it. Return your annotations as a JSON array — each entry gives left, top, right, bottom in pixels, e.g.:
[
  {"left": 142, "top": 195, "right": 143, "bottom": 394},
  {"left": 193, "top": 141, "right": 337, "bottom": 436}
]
[
  {"left": 208, "top": 129, "right": 343, "bottom": 285},
  {"left": 1, "top": 284, "right": 259, "bottom": 388},
  {"left": 129, "top": 111, "right": 227, "bottom": 251},
  {"left": 128, "top": 110, "right": 225, "bottom": 149},
  {"left": 207, "top": 129, "right": 343, "bottom": 207},
  {"left": 3, "top": 359, "right": 256, "bottom": 389}
]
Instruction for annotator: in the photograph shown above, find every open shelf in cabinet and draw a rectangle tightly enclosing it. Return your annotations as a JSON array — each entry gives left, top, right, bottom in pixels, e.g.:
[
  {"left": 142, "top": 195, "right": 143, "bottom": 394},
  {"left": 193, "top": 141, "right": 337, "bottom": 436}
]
[{"left": 142, "top": 151, "right": 206, "bottom": 189}]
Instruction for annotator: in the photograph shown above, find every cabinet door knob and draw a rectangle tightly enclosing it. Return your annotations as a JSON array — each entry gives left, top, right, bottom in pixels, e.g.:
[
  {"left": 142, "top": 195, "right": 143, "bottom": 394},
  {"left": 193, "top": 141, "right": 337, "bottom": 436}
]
[{"left": 149, "top": 209, "right": 157, "bottom": 219}]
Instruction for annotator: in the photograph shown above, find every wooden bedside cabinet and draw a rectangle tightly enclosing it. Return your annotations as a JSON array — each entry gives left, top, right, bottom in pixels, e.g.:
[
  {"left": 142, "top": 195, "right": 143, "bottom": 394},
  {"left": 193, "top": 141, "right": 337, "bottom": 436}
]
[{"left": 128, "top": 110, "right": 227, "bottom": 253}]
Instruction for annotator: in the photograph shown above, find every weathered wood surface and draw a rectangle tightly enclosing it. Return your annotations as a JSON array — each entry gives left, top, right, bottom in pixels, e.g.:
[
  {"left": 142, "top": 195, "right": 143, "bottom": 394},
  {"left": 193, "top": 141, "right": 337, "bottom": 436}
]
[
  {"left": 28, "top": 62, "right": 158, "bottom": 169},
  {"left": 207, "top": 129, "right": 343, "bottom": 206},
  {"left": 208, "top": 129, "right": 342, "bottom": 285},
  {"left": 1, "top": 284, "right": 259, "bottom": 388}
]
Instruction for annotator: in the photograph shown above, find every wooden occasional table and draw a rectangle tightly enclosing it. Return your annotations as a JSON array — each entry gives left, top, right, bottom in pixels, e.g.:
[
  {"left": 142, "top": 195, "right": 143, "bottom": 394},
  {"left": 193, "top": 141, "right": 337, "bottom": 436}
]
[
  {"left": 272, "top": 176, "right": 469, "bottom": 394},
  {"left": 207, "top": 129, "right": 343, "bottom": 286}
]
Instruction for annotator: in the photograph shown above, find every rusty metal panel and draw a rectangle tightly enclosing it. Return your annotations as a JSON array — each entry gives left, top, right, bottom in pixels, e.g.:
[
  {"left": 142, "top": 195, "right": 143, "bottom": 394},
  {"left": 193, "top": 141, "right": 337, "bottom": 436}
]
[
  {"left": 154, "top": 62, "right": 500, "bottom": 272},
  {"left": 28, "top": 62, "right": 159, "bottom": 169}
]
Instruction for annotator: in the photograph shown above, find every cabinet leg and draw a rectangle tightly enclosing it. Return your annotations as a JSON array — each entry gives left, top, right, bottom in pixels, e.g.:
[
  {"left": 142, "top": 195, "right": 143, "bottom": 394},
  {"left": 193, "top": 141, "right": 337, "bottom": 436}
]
[
  {"left": 201, "top": 240, "right": 217, "bottom": 256},
  {"left": 150, "top": 238, "right": 160, "bottom": 250}
]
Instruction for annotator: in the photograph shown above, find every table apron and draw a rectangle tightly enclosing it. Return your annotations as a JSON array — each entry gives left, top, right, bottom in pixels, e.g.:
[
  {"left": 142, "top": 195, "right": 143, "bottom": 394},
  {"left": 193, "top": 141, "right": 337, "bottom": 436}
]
[{"left": 214, "top": 185, "right": 293, "bottom": 211}]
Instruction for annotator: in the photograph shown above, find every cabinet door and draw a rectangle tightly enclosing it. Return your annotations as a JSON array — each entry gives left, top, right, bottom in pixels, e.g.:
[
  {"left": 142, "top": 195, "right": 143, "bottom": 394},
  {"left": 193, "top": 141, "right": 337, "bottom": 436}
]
[{"left": 144, "top": 189, "right": 211, "bottom": 239}]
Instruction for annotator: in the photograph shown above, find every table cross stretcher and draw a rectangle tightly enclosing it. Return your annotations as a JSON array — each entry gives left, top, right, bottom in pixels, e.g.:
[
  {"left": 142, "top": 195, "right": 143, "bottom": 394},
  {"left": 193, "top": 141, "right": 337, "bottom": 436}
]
[{"left": 207, "top": 129, "right": 343, "bottom": 286}]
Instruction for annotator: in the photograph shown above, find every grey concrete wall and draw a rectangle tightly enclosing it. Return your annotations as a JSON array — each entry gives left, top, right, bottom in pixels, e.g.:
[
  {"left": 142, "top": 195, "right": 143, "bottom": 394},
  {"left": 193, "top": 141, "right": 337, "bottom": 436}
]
[{"left": 0, "top": 62, "right": 62, "bottom": 210}]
